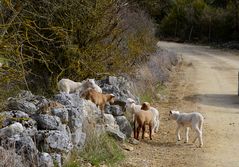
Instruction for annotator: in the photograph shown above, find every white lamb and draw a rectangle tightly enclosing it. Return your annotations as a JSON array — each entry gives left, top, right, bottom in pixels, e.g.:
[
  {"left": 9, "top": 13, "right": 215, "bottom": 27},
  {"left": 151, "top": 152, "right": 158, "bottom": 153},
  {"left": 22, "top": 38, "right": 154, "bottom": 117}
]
[
  {"left": 58, "top": 78, "right": 102, "bottom": 94},
  {"left": 126, "top": 98, "right": 160, "bottom": 134},
  {"left": 87, "top": 79, "right": 102, "bottom": 93},
  {"left": 58, "top": 78, "right": 85, "bottom": 94},
  {"left": 125, "top": 98, "right": 141, "bottom": 121},
  {"left": 169, "top": 110, "right": 204, "bottom": 147}
]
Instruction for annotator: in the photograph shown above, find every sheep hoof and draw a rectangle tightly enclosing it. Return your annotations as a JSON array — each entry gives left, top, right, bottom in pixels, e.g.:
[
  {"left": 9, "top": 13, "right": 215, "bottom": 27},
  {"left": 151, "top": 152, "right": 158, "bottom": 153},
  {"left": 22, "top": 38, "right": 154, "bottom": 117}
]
[{"left": 176, "top": 141, "right": 180, "bottom": 145}]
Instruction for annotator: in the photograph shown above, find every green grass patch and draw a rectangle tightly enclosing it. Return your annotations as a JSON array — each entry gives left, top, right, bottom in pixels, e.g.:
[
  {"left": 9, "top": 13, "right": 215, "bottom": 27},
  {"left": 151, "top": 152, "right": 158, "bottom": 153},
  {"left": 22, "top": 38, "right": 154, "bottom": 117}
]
[
  {"left": 140, "top": 92, "right": 154, "bottom": 103},
  {"left": 0, "top": 114, "right": 6, "bottom": 128},
  {"left": 139, "top": 82, "right": 167, "bottom": 103},
  {"left": 63, "top": 133, "right": 124, "bottom": 167},
  {"left": 81, "top": 133, "right": 124, "bottom": 166}
]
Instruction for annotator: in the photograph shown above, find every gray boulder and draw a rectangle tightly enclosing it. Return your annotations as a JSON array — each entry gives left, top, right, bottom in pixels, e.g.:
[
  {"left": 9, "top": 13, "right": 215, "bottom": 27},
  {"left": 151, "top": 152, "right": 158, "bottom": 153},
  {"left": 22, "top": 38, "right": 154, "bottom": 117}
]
[
  {"left": 37, "top": 130, "right": 73, "bottom": 153},
  {"left": 54, "top": 92, "right": 81, "bottom": 107},
  {"left": 105, "top": 125, "right": 126, "bottom": 141},
  {"left": 33, "top": 114, "right": 62, "bottom": 130},
  {"left": 115, "top": 116, "right": 132, "bottom": 138},
  {"left": 68, "top": 107, "right": 84, "bottom": 131},
  {"left": 105, "top": 105, "right": 124, "bottom": 116},
  {"left": 0, "top": 122, "right": 24, "bottom": 138},
  {"left": 9, "top": 134, "right": 38, "bottom": 165},
  {"left": 52, "top": 108, "right": 69, "bottom": 124},
  {"left": 71, "top": 128, "right": 86, "bottom": 148},
  {"left": 98, "top": 76, "right": 139, "bottom": 106},
  {"left": 0, "top": 146, "right": 25, "bottom": 167},
  {"left": 68, "top": 99, "right": 99, "bottom": 130},
  {"left": 7, "top": 91, "right": 38, "bottom": 114},
  {"left": 94, "top": 124, "right": 125, "bottom": 141},
  {"left": 9, "top": 110, "right": 29, "bottom": 118},
  {"left": 7, "top": 99, "right": 37, "bottom": 114},
  {"left": 38, "top": 152, "right": 54, "bottom": 167}
]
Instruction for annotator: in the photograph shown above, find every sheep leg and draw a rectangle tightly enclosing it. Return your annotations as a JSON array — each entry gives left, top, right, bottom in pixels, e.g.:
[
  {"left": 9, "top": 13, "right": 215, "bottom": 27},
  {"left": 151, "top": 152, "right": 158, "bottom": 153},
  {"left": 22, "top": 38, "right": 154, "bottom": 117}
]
[
  {"left": 176, "top": 125, "right": 181, "bottom": 142},
  {"left": 149, "top": 123, "right": 152, "bottom": 140},
  {"left": 99, "top": 105, "right": 104, "bottom": 118},
  {"left": 142, "top": 123, "right": 146, "bottom": 139},
  {"left": 152, "top": 119, "right": 156, "bottom": 135},
  {"left": 199, "top": 131, "right": 203, "bottom": 147},
  {"left": 184, "top": 127, "right": 189, "bottom": 143},
  {"left": 155, "top": 119, "right": 160, "bottom": 133},
  {"left": 134, "top": 121, "right": 137, "bottom": 139},
  {"left": 136, "top": 125, "right": 141, "bottom": 140},
  {"left": 193, "top": 127, "right": 203, "bottom": 147}
]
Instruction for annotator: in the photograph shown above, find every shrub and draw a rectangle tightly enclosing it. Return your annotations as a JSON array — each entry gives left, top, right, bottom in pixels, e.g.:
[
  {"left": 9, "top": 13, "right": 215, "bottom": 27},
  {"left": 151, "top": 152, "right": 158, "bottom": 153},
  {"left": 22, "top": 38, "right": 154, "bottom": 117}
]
[{"left": 0, "top": 0, "right": 156, "bottom": 95}]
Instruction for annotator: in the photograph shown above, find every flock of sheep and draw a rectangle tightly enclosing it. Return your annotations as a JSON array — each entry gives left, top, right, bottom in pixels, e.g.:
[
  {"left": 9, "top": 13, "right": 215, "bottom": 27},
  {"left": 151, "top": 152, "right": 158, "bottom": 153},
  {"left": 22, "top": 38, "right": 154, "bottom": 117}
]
[{"left": 57, "top": 78, "right": 204, "bottom": 148}]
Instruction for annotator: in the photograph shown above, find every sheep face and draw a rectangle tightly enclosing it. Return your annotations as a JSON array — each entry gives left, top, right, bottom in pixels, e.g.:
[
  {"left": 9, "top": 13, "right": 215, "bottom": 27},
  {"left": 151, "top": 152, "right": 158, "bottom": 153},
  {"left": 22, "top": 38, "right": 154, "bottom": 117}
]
[
  {"left": 84, "top": 79, "right": 94, "bottom": 88},
  {"left": 108, "top": 94, "right": 115, "bottom": 104},
  {"left": 126, "top": 98, "right": 135, "bottom": 108},
  {"left": 169, "top": 110, "right": 180, "bottom": 120},
  {"left": 87, "top": 79, "right": 96, "bottom": 84}
]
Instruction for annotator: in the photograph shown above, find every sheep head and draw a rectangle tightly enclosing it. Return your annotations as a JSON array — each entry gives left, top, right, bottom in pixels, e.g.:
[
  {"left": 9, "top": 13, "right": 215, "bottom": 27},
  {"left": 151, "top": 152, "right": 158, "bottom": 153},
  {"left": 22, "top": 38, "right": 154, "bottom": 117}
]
[
  {"left": 169, "top": 110, "right": 180, "bottom": 120},
  {"left": 141, "top": 102, "right": 150, "bottom": 110},
  {"left": 107, "top": 94, "right": 115, "bottom": 104}
]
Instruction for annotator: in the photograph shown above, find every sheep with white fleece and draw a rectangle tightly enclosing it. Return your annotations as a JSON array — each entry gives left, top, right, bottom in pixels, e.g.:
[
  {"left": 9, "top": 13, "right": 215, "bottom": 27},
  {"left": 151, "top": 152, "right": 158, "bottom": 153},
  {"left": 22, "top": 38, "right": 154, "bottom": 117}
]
[
  {"left": 58, "top": 78, "right": 102, "bottom": 94},
  {"left": 126, "top": 98, "right": 160, "bottom": 134},
  {"left": 87, "top": 79, "right": 102, "bottom": 93},
  {"left": 169, "top": 110, "right": 204, "bottom": 147},
  {"left": 125, "top": 98, "right": 141, "bottom": 121}
]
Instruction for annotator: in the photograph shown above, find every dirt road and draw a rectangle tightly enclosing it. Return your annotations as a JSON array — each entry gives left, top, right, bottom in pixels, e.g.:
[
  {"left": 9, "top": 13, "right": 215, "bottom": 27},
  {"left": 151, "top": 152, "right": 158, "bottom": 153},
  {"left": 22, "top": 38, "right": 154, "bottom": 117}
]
[{"left": 121, "top": 42, "right": 239, "bottom": 167}]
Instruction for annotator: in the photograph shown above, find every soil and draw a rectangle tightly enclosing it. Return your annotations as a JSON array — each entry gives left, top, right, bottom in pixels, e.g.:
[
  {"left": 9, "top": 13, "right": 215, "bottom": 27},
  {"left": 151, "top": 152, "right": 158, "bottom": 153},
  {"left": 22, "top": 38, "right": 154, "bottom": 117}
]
[{"left": 119, "top": 41, "right": 239, "bottom": 167}]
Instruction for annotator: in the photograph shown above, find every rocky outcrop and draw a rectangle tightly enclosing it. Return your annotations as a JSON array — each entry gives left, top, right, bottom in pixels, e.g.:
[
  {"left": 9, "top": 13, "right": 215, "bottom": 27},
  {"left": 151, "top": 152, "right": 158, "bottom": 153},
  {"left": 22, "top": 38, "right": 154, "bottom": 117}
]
[
  {"left": 0, "top": 47, "right": 180, "bottom": 166},
  {"left": 0, "top": 78, "right": 138, "bottom": 166}
]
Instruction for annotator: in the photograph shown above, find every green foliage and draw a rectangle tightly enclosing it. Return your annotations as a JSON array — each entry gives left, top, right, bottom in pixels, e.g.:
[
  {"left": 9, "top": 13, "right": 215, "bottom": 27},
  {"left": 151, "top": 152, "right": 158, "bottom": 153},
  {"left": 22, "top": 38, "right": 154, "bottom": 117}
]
[
  {"left": 133, "top": 0, "right": 239, "bottom": 43},
  {"left": 80, "top": 133, "right": 124, "bottom": 166},
  {"left": 63, "top": 150, "right": 81, "bottom": 167},
  {"left": 139, "top": 82, "right": 167, "bottom": 103},
  {"left": 0, "top": 114, "right": 6, "bottom": 128},
  {"left": 0, "top": 0, "right": 156, "bottom": 95}
]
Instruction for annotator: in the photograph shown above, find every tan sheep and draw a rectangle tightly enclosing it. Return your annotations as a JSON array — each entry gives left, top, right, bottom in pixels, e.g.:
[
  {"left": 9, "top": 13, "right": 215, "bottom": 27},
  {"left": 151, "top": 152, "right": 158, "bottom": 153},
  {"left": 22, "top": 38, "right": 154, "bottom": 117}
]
[
  {"left": 81, "top": 88, "right": 115, "bottom": 116},
  {"left": 141, "top": 102, "right": 160, "bottom": 134},
  {"left": 134, "top": 102, "right": 153, "bottom": 140}
]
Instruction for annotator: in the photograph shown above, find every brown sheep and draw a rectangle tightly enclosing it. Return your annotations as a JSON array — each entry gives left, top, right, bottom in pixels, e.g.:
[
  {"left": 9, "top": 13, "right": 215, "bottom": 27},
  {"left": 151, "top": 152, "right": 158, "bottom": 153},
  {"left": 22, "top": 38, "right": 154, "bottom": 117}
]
[
  {"left": 134, "top": 102, "right": 153, "bottom": 140},
  {"left": 81, "top": 88, "right": 115, "bottom": 116}
]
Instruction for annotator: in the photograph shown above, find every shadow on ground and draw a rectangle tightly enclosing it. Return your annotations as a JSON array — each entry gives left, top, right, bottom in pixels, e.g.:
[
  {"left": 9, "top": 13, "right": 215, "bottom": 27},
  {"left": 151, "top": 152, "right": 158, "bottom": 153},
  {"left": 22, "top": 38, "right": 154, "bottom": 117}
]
[{"left": 184, "top": 94, "right": 239, "bottom": 109}]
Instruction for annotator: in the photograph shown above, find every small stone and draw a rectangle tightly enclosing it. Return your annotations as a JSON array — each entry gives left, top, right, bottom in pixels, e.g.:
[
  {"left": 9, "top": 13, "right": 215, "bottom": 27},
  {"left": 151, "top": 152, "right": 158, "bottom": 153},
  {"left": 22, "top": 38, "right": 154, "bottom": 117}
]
[
  {"left": 129, "top": 138, "right": 140, "bottom": 145},
  {"left": 38, "top": 152, "right": 54, "bottom": 167},
  {"left": 122, "top": 144, "right": 134, "bottom": 151}
]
